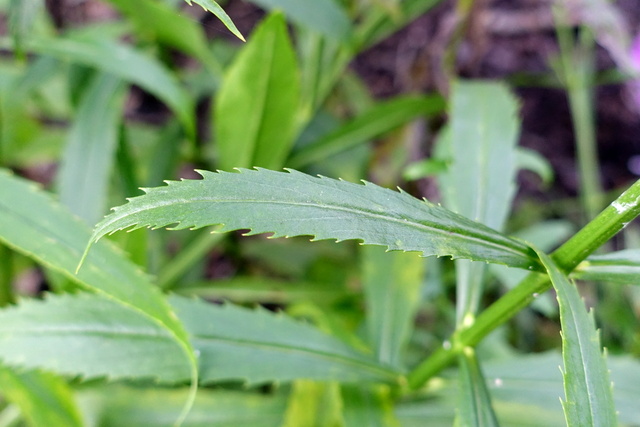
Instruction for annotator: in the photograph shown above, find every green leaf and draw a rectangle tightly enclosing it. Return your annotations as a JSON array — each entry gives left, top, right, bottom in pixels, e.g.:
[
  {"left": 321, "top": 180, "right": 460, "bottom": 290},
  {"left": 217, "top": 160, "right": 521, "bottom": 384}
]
[
  {"left": 455, "top": 348, "right": 499, "bottom": 427},
  {"left": 57, "top": 73, "right": 126, "bottom": 224},
  {"left": 28, "top": 35, "right": 195, "bottom": 137},
  {"left": 290, "top": 95, "right": 444, "bottom": 168},
  {"left": 572, "top": 249, "right": 640, "bottom": 284},
  {"left": 0, "top": 368, "right": 83, "bottom": 427},
  {"left": 215, "top": 13, "right": 300, "bottom": 170},
  {"left": 536, "top": 250, "right": 617, "bottom": 426},
  {"left": 516, "top": 147, "right": 554, "bottom": 186},
  {"left": 282, "top": 381, "right": 343, "bottom": 427},
  {"left": 0, "top": 294, "right": 189, "bottom": 381},
  {"left": 342, "top": 385, "right": 399, "bottom": 427},
  {"left": 85, "top": 168, "right": 541, "bottom": 271},
  {"left": 246, "top": 0, "right": 351, "bottom": 41},
  {"left": 8, "top": 0, "right": 41, "bottom": 58},
  {"left": 82, "top": 385, "right": 287, "bottom": 427},
  {"left": 361, "top": 245, "right": 424, "bottom": 367},
  {"left": 0, "top": 170, "right": 197, "bottom": 420},
  {"left": 107, "top": 0, "right": 224, "bottom": 77},
  {"left": 438, "top": 80, "right": 520, "bottom": 231},
  {"left": 170, "top": 295, "right": 400, "bottom": 384},
  {"left": 184, "top": 0, "right": 245, "bottom": 41}
]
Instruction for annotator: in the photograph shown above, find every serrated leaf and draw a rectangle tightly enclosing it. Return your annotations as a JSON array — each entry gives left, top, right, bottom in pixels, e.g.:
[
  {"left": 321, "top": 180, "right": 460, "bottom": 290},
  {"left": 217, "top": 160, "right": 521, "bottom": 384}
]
[
  {"left": 82, "top": 385, "right": 287, "bottom": 427},
  {"left": 57, "top": 73, "right": 126, "bottom": 224},
  {"left": 184, "top": 0, "right": 245, "bottom": 41},
  {"left": 27, "top": 35, "right": 195, "bottom": 137},
  {"left": 215, "top": 13, "right": 299, "bottom": 171},
  {"left": 0, "top": 294, "right": 189, "bottom": 381},
  {"left": 536, "top": 250, "right": 617, "bottom": 426},
  {"left": 0, "top": 367, "right": 83, "bottom": 427},
  {"left": 362, "top": 245, "right": 424, "bottom": 368},
  {"left": 572, "top": 249, "right": 640, "bottom": 284},
  {"left": 169, "top": 295, "right": 400, "bottom": 384},
  {"left": 455, "top": 348, "right": 499, "bottom": 427},
  {"left": 85, "top": 168, "right": 541, "bottom": 271},
  {"left": 0, "top": 170, "right": 197, "bottom": 419},
  {"left": 0, "top": 293, "right": 397, "bottom": 385},
  {"left": 247, "top": 0, "right": 350, "bottom": 40}
]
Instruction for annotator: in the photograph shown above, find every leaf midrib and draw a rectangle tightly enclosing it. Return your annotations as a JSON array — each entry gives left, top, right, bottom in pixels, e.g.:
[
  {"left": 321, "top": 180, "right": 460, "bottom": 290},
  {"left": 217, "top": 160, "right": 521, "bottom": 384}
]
[{"left": 99, "top": 197, "right": 533, "bottom": 261}]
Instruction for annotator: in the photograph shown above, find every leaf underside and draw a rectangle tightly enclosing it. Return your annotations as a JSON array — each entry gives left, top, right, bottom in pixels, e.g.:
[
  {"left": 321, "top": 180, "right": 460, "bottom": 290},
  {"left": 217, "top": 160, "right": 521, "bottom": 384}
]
[{"left": 88, "top": 168, "right": 541, "bottom": 271}]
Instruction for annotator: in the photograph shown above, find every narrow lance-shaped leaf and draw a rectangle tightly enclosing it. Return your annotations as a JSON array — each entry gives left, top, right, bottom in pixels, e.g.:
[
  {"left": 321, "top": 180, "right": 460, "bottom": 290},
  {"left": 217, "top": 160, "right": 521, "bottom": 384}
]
[
  {"left": 536, "top": 249, "right": 617, "bottom": 427},
  {"left": 215, "top": 13, "right": 300, "bottom": 171},
  {"left": 83, "top": 168, "right": 541, "bottom": 271},
  {"left": 572, "top": 249, "right": 640, "bottom": 284},
  {"left": 184, "top": 0, "right": 245, "bottom": 41},
  {"left": 0, "top": 293, "right": 400, "bottom": 385},
  {"left": 0, "top": 368, "right": 83, "bottom": 427},
  {"left": 0, "top": 170, "right": 198, "bottom": 422},
  {"left": 58, "top": 73, "right": 126, "bottom": 225},
  {"left": 455, "top": 348, "right": 500, "bottom": 427}
]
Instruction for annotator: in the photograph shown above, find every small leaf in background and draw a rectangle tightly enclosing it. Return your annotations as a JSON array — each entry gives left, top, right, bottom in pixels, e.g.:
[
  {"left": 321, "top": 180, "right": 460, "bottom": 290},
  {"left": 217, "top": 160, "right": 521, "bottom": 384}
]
[
  {"left": 536, "top": 250, "right": 618, "bottom": 427},
  {"left": 29, "top": 35, "right": 195, "bottom": 138},
  {"left": 57, "top": 73, "right": 126, "bottom": 225},
  {"left": 290, "top": 95, "right": 445, "bottom": 169},
  {"left": 82, "top": 386, "right": 287, "bottom": 427},
  {"left": 84, "top": 168, "right": 541, "bottom": 271},
  {"left": 573, "top": 249, "right": 640, "bottom": 284},
  {"left": 361, "top": 245, "right": 424, "bottom": 368},
  {"left": 215, "top": 13, "right": 300, "bottom": 170},
  {"left": 0, "top": 367, "right": 83, "bottom": 427},
  {"left": 282, "top": 380, "right": 342, "bottom": 427},
  {"left": 184, "top": 0, "right": 245, "bottom": 41},
  {"left": 8, "top": 0, "right": 42, "bottom": 58},
  {"left": 342, "top": 385, "right": 400, "bottom": 427},
  {"left": 246, "top": 0, "right": 351, "bottom": 41},
  {"left": 107, "top": 0, "right": 224, "bottom": 77}
]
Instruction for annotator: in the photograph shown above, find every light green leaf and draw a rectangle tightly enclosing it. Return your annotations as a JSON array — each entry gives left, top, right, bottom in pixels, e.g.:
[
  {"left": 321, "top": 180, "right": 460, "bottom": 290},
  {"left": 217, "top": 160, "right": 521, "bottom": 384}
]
[
  {"left": 84, "top": 168, "right": 541, "bottom": 271},
  {"left": 57, "top": 73, "right": 126, "bottom": 224},
  {"left": 8, "top": 0, "right": 42, "bottom": 57},
  {"left": 362, "top": 245, "right": 424, "bottom": 367},
  {"left": 0, "top": 170, "right": 197, "bottom": 420},
  {"left": 455, "top": 348, "right": 499, "bottom": 427},
  {"left": 247, "top": 0, "right": 351, "bottom": 40},
  {"left": 282, "top": 381, "right": 342, "bottom": 427},
  {"left": 215, "top": 13, "right": 299, "bottom": 170},
  {"left": 184, "top": 0, "right": 245, "bottom": 41},
  {"left": 0, "top": 367, "right": 83, "bottom": 427},
  {"left": 28, "top": 35, "right": 195, "bottom": 137},
  {"left": 573, "top": 249, "right": 640, "bottom": 284},
  {"left": 107, "top": 0, "right": 224, "bottom": 77},
  {"left": 170, "top": 295, "right": 400, "bottom": 384},
  {"left": 82, "top": 386, "right": 287, "bottom": 427},
  {"left": 536, "top": 250, "right": 617, "bottom": 427},
  {"left": 517, "top": 147, "right": 554, "bottom": 186},
  {"left": 438, "top": 80, "right": 520, "bottom": 231},
  {"left": 0, "top": 294, "right": 189, "bottom": 381},
  {"left": 290, "top": 95, "right": 444, "bottom": 168},
  {"left": 342, "top": 385, "right": 399, "bottom": 427}
]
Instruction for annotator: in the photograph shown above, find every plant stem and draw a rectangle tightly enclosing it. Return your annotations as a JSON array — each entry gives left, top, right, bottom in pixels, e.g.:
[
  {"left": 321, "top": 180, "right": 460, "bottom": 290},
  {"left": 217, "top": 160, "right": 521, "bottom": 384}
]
[
  {"left": 408, "top": 179, "right": 640, "bottom": 389},
  {"left": 0, "top": 245, "right": 14, "bottom": 306}
]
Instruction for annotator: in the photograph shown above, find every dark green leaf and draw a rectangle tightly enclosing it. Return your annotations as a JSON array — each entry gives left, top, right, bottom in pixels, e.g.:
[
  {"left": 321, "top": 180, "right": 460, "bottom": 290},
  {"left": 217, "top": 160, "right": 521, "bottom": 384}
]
[
  {"left": 85, "top": 168, "right": 541, "bottom": 271},
  {"left": 184, "top": 0, "right": 245, "bottom": 41}
]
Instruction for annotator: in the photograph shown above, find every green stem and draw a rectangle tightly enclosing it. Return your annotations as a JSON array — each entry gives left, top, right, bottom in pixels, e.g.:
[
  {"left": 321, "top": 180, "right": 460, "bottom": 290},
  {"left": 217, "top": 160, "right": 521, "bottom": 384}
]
[
  {"left": 0, "top": 245, "right": 14, "bottom": 306},
  {"left": 408, "top": 179, "right": 640, "bottom": 389},
  {"left": 157, "top": 229, "right": 225, "bottom": 290}
]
